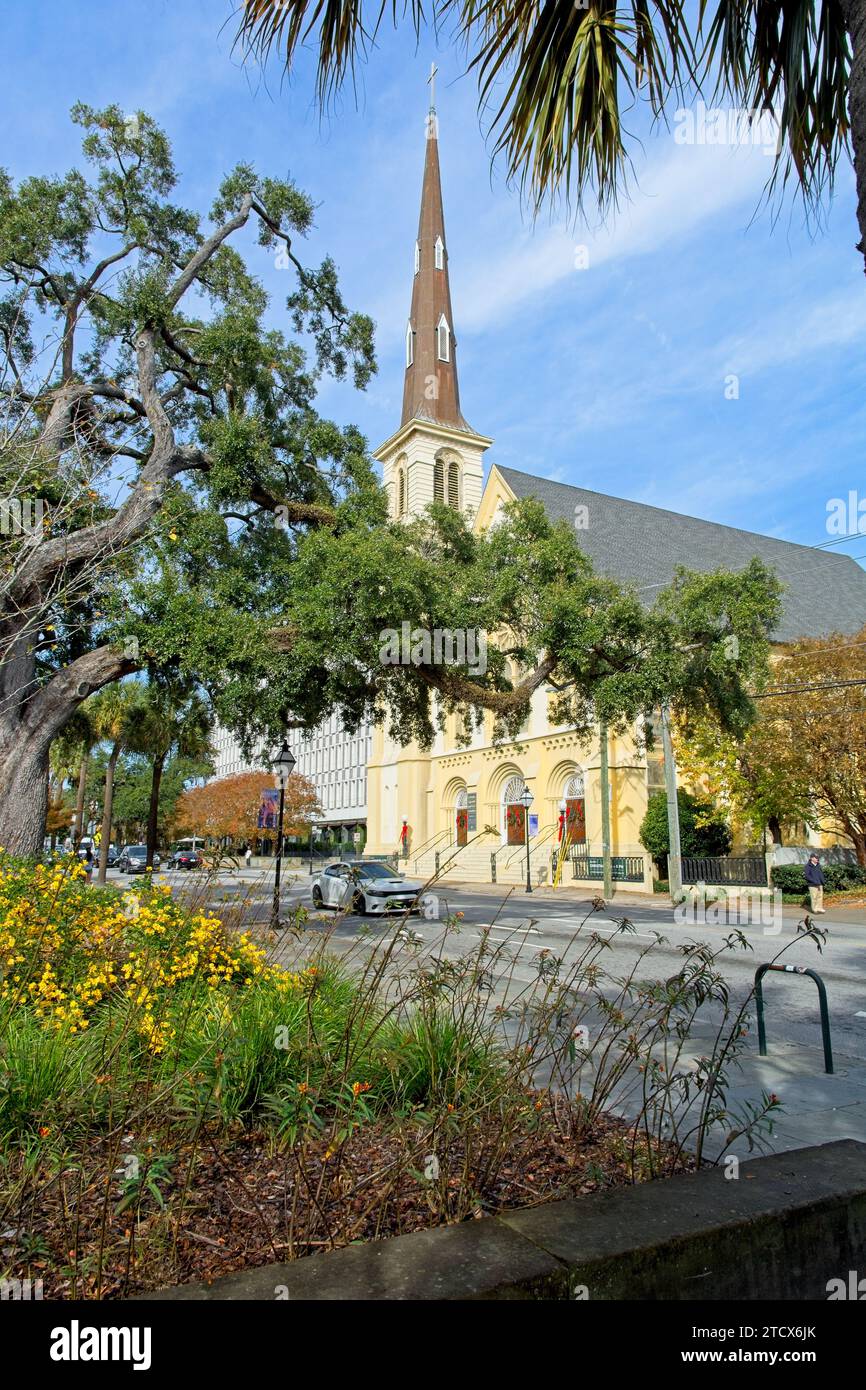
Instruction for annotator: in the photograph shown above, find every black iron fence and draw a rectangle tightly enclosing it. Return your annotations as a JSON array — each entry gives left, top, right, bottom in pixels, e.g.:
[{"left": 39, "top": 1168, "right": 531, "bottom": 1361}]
[
  {"left": 677, "top": 854, "right": 767, "bottom": 887},
  {"left": 571, "top": 852, "right": 645, "bottom": 883}
]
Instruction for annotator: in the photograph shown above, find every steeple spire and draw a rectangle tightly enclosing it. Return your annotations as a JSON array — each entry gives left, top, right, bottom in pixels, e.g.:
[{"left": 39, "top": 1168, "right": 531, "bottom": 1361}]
[{"left": 402, "top": 82, "right": 471, "bottom": 432}]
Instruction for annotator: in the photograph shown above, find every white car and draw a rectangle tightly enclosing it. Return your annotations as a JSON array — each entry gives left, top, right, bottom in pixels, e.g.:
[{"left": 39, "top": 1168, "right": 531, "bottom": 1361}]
[{"left": 311, "top": 860, "right": 424, "bottom": 916}]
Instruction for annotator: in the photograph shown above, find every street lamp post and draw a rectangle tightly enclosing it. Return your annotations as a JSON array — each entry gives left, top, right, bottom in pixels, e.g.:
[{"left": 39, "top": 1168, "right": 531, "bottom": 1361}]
[
  {"left": 309, "top": 825, "right": 320, "bottom": 874},
  {"left": 270, "top": 740, "right": 296, "bottom": 930},
  {"left": 519, "top": 786, "right": 534, "bottom": 894}
]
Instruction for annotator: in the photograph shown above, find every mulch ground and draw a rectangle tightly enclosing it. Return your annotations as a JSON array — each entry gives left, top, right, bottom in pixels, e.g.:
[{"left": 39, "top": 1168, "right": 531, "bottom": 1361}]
[{"left": 2, "top": 1104, "right": 687, "bottom": 1299}]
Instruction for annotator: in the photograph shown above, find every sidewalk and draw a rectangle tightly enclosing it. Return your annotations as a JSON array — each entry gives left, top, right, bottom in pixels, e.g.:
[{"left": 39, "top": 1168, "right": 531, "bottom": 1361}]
[
  {"left": 679, "top": 1038, "right": 866, "bottom": 1159},
  {"left": 428, "top": 878, "right": 866, "bottom": 924}
]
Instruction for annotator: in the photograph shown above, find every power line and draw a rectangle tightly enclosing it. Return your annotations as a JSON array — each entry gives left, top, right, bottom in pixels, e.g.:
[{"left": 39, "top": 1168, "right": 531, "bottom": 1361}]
[
  {"left": 774, "top": 638, "right": 866, "bottom": 656},
  {"left": 754, "top": 677, "right": 866, "bottom": 699},
  {"left": 812, "top": 532, "right": 866, "bottom": 551}
]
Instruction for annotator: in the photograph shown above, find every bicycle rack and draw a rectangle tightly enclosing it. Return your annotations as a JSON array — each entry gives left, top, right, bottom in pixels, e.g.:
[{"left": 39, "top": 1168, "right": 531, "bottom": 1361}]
[{"left": 754, "top": 963, "right": 834, "bottom": 1075}]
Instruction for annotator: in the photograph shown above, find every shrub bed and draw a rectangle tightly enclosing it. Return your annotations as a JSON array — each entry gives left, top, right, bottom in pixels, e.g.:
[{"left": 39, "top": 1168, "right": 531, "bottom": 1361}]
[
  {"left": 771, "top": 863, "right": 866, "bottom": 897},
  {"left": 0, "top": 856, "right": 785, "bottom": 1297}
]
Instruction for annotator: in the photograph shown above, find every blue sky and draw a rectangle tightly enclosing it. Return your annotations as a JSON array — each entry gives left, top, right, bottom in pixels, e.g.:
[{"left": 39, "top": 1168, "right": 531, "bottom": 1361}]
[{"left": 3, "top": 0, "right": 865, "bottom": 568}]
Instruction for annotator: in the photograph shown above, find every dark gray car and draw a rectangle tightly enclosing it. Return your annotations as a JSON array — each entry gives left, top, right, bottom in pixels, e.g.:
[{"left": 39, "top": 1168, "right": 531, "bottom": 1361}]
[{"left": 117, "top": 844, "right": 161, "bottom": 874}]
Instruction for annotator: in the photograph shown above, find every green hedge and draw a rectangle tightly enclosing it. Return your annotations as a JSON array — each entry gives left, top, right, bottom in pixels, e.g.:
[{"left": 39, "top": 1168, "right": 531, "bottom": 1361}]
[{"left": 771, "top": 863, "right": 866, "bottom": 895}]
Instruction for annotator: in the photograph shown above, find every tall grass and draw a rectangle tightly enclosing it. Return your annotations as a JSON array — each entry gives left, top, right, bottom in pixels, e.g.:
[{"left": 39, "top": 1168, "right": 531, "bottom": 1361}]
[{"left": 0, "top": 852, "right": 820, "bottom": 1295}]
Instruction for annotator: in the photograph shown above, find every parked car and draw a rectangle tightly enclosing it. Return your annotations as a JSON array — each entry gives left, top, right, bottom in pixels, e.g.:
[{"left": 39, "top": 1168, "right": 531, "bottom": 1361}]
[
  {"left": 169, "top": 847, "right": 202, "bottom": 870},
  {"left": 116, "top": 844, "right": 161, "bottom": 874},
  {"left": 311, "top": 861, "right": 424, "bottom": 916}
]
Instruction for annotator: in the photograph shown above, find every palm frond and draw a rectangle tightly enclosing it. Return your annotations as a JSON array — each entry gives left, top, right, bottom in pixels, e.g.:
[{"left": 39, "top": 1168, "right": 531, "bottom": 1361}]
[
  {"left": 237, "top": 0, "right": 693, "bottom": 214},
  {"left": 699, "top": 1, "right": 851, "bottom": 208}
]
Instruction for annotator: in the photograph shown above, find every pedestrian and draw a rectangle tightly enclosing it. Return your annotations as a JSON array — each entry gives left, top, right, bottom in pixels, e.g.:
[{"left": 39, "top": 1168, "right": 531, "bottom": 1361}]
[
  {"left": 244, "top": 844, "right": 252, "bottom": 870},
  {"left": 84, "top": 845, "right": 94, "bottom": 885},
  {"left": 805, "top": 852, "right": 826, "bottom": 914}
]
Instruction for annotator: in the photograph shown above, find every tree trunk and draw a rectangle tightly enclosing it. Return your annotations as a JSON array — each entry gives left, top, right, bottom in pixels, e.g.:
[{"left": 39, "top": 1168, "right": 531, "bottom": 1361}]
[
  {"left": 767, "top": 815, "right": 783, "bottom": 846},
  {"left": 843, "top": 0, "right": 866, "bottom": 270},
  {"left": 97, "top": 741, "right": 121, "bottom": 886},
  {"left": 146, "top": 754, "right": 165, "bottom": 868},
  {"left": 72, "top": 754, "right": 89, "bottom": 848},
  {"left": 0, "top": 735, "right": 52, "bottom": 858}
]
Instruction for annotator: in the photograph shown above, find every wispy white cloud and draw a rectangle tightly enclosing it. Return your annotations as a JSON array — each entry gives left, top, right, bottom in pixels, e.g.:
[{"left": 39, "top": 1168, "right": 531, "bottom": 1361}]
[{"left": 455, "top": 142, "right": 775, "bottom": 334}]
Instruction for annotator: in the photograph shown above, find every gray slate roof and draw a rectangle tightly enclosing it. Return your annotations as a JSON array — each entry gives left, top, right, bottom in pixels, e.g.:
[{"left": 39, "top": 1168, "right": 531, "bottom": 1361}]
[{"left": 496, "top": 466, "right": 866, "bottom": 643}]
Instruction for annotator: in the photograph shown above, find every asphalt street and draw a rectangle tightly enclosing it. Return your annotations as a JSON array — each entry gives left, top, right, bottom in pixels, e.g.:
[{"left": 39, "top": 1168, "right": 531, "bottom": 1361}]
[
  {"left": 120, "top": 864, "right": 866, "bottom": 1062},
  {"left": 104, "top": 864, "right": 866, "bottom": 1155}
]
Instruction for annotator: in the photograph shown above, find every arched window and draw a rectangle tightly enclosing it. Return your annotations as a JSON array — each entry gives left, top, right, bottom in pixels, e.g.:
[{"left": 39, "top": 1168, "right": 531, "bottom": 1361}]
[
  {"left": 405, "top": 321, "right": 414, "bottom": 368},
  {"left": 433, "top": 457, "right": 445, "bottom": 504},
  {"left": 565, "top": 773, "right": 585, "bottom": 799},
  {"left": 434, "top": 236, "right": 444, "bottom": 269},
  {"left": 447, "top": 459, "right": 460, "bottom": 510},
  {"left": 437, "top": 313, "right": 451, "bottom": 362},
  {"left": 503, "top": 776, "right": 526, "bottom": 805},
  {"left": 414, "top": 240, "right": 420, "bottom": 274}
]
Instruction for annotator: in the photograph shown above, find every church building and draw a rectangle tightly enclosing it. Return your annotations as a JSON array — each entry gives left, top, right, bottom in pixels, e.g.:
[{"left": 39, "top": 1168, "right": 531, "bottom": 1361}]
[{"left": 363, "top": 91, "right": 866, "bottom": 889}]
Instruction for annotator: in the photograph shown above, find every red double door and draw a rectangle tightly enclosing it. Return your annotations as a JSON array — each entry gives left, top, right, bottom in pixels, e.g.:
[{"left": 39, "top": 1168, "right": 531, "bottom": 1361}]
[{"left": 565, "top": 797, "right": 586, "bottom": 844}]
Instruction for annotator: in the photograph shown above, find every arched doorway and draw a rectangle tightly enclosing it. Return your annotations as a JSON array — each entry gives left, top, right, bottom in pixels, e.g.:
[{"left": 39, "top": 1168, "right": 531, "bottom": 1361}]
[
  {"left": 455, "top": 788, "right": 468, "bottom": 846},
  {"left": 564, "top": 772, "right": 586, "bottom": 845},
  {"left": 503, "top": 775, "right": 527, "bottom": 846}
]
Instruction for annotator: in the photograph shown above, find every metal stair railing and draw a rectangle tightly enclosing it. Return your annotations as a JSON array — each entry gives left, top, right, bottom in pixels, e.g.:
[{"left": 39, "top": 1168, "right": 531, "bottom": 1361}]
[
  {"left": 501, "top": 821, "right": 557, "bottom": 873},
  {"left": 432, "top": 827, "right": 497, "bottom": 880},
  {"left": 411, "top": 827, "right": 452, "bottom": 874}
]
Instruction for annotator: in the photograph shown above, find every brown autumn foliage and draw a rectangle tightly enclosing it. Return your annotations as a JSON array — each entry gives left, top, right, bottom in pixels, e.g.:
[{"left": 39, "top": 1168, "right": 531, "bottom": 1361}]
[{"left": 173, "top": 771, "right": 321, "bottom": 844}]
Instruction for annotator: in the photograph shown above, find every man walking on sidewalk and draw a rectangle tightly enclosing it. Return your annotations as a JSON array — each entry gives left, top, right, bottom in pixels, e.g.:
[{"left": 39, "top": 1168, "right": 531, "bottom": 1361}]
[{"left": 805, "top": 852, "right": 826, "bottom": 914}]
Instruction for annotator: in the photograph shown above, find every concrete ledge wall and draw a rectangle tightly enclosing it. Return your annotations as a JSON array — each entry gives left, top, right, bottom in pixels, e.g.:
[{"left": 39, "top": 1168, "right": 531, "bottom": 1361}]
[{"left": 140, "top": 1140, "right": 866, "bottom": 1301}]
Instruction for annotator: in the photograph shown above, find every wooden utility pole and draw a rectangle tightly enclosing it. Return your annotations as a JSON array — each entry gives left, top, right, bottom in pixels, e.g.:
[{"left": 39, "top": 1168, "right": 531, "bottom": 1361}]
[
  {"left": 660, "top": 704, "right": 682, "bottom": 898},
  {"left": 599, "top": 722, "right": 612, "bottom": 898}
]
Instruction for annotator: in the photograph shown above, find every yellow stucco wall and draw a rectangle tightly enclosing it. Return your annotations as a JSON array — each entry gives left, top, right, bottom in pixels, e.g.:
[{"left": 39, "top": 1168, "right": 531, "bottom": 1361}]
[{"left": 365, "top": 466, "right": 653, "bottom": 870}]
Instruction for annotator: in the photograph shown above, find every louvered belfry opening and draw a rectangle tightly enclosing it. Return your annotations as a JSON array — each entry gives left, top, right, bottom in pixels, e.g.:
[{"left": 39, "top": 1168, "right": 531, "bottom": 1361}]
[{"left": 447, "top": 460, "right": 459, "bottom": 509}]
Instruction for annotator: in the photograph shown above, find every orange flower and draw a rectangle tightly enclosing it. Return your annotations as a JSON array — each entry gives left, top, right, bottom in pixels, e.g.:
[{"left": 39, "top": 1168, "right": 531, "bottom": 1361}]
[
  {"left": 39, "top": 1126, "right": 50, "bottom": 1137},
  {"left": 351, "top": 1080, "right": 371, "bottom": 1097}
]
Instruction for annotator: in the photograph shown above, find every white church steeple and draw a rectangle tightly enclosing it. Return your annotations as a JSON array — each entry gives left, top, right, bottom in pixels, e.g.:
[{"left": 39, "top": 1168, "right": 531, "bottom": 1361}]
[{"left": 375, "top": 80, "right": 491, "bottom": 524}]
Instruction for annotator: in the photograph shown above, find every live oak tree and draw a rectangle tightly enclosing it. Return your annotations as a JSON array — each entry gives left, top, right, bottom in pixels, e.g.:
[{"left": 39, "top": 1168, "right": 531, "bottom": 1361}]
[
  {"left": 1, "top": 104, "right": 785, "bottom": 858},
  {"left": 239, "top": 1, "right": 866, "bottom": 272},
  {"left": 0, "top": 102, "right": 375, "bottom": 855}
]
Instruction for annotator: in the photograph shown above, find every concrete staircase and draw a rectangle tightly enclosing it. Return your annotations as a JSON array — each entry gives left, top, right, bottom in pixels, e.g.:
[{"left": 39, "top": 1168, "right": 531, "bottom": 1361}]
[{"left": 411, "top": 832, "right": 559, "bottom": 888}]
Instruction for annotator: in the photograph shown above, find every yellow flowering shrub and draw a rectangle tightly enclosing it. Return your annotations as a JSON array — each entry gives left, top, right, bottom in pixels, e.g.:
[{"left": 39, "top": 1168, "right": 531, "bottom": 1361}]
[{"left": 0, "top": 855, "right": 308, "bottom": 1054}]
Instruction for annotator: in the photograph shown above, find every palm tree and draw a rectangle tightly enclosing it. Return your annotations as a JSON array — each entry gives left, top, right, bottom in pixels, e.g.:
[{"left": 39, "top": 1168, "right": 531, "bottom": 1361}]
[
  {"left": 51, "top": 708, "right": 95, "bottom": 850},
  {"left": 237, "top": 2, "right": 863, "bottom": 269},
  {"left": 89, "top": 684, "right": 146, "bottom": 885},
  {"left": 136, "top": 685, "right": 213, "bottom": 868}
]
